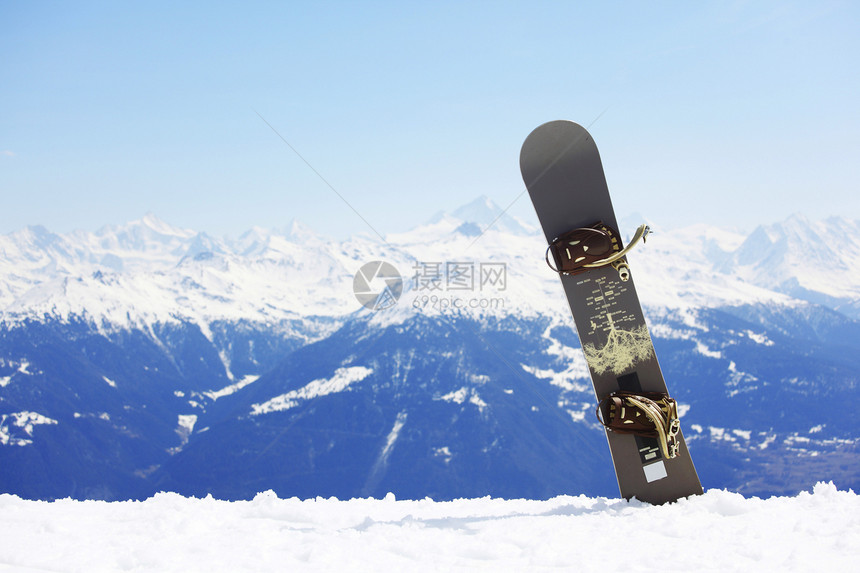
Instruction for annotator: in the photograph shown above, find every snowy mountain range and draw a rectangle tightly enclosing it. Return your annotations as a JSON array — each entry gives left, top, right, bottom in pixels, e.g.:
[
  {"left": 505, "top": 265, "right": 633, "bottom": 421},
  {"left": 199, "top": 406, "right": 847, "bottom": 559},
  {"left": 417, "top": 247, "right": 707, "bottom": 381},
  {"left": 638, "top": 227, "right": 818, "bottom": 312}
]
[{"left": 1, "top": 197, "right": 859, "bottom": 500}]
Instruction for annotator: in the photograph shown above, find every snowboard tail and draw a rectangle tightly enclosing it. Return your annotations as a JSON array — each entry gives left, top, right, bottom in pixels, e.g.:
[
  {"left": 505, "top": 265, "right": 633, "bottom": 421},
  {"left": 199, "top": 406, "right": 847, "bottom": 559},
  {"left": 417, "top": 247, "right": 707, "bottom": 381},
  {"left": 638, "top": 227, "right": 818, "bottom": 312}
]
[{"left": 520, "top": 120, "right": 702, "bottom": 504}]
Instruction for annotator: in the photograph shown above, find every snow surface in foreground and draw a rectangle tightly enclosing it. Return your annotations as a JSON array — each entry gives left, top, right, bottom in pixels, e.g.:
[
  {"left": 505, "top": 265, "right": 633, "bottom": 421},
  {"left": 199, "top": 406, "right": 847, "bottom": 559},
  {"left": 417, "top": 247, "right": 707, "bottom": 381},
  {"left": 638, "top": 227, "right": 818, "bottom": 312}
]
[{"left": 1, "top": 483, "right": 857, "bottom": 572}]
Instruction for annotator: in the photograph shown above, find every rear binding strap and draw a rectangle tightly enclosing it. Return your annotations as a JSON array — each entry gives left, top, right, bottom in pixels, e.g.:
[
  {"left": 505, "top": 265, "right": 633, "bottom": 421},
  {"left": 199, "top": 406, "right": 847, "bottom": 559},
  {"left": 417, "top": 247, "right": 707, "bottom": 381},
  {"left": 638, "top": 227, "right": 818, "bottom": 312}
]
[{"left": 596, "top": 390, "right": 681, "bottom": 459}]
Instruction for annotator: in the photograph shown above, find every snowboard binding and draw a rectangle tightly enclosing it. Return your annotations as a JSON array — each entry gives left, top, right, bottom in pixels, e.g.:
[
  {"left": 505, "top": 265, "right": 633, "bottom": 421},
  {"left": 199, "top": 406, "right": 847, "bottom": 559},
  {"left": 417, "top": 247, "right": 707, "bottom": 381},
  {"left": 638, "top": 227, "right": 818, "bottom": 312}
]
[
  {"left": 596, "top": 391, "right": 681, "bottom": 459},
  {"left": 545, "top": 222, "right": 650, "bottom": 281}
]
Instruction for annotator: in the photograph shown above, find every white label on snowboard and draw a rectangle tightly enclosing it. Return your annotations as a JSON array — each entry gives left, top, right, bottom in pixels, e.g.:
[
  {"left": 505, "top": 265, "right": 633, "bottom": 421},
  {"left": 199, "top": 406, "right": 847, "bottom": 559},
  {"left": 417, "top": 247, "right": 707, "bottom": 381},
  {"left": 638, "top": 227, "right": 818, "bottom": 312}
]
[{"left": 643, "top": 460, "right": 668, "bottom": 483}]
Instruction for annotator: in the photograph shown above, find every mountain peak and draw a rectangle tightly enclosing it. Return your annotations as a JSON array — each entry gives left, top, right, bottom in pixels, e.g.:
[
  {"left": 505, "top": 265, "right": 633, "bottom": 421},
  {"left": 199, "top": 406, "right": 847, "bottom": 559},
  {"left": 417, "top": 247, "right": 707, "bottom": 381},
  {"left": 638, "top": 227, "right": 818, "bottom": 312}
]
[
  {"left": 14, "top": 225, "right": 62, "bottom": 249},
  {"left": 137, "top": 213, "right": 195, "bottom": 238},
  {"left": 285, "top": 219, "right": 320, "bottom": 241},
  {"left": 96, "top": 214, "right": 195, "bottom": 243},
  {"left": 450, "top": 195, "right": 501, "bottom": 224},
  {"left": 425, "top": 195, "right": 536, "bottom": 236}
]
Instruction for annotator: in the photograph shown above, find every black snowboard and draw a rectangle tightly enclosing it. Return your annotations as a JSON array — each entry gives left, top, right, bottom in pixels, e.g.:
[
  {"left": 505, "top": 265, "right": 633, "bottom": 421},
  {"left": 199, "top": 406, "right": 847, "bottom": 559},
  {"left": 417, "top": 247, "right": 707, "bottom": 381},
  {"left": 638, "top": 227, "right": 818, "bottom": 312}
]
[{"left": 520, "top": 120, "right": 702, "bottom": 504}]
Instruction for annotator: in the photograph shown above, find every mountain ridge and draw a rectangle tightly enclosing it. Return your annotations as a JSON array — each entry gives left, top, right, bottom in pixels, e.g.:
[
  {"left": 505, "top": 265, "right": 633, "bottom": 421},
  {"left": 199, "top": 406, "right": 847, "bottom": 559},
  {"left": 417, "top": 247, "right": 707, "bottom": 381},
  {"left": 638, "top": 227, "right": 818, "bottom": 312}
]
[
  {"left": 3, "top": 201, "right": 859, "bottom": 326},
  {"left": 2, "top": 199, "right": 859, "bottom": 500}
]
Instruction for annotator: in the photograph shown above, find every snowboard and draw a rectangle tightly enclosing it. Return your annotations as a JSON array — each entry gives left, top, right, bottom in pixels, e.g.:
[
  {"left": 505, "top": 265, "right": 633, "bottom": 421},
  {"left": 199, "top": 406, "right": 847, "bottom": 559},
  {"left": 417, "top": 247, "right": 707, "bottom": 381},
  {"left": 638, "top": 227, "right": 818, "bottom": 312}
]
[{"left": 520, "top": 120, "right": 703, "bottom": 504}]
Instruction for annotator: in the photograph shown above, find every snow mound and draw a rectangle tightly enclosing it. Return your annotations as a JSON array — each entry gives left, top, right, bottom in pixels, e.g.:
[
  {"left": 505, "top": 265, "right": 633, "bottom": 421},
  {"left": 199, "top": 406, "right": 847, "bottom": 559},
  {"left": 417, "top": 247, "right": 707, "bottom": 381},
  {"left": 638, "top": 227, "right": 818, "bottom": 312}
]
[{"left": 0, "top": 483, "right": 855, "bottom": 572}]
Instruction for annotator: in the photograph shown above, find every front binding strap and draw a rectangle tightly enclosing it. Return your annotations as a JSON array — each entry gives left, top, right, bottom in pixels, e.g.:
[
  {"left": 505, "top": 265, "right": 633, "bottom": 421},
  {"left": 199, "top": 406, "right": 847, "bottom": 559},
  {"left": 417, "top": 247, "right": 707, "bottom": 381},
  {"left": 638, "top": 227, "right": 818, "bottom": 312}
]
[
  {"left": 546, "top": 222, "right": 650, "bottom": 281},
  {"left": 596, "top": 391, "right": 681, "bottom": 459}
]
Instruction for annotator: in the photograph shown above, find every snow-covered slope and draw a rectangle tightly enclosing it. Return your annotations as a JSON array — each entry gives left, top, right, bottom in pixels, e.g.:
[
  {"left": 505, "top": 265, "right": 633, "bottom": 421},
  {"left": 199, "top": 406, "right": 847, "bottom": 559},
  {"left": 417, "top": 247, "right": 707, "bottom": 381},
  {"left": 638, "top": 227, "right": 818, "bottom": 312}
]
[
  {"left": 0, "top": 483, "right": 856, "bottom": 572},
  {"left": 0, "top": 198, "right": 860, "bottom": 330},
  {"left": 723, "top": 214, "right": 860, "bottom": 313},
  {"left": 3, "top": 203, "right": 858, "bottom": 330},
  {"left": 0, "top": 216, "right": 364, "bottom": 330}
]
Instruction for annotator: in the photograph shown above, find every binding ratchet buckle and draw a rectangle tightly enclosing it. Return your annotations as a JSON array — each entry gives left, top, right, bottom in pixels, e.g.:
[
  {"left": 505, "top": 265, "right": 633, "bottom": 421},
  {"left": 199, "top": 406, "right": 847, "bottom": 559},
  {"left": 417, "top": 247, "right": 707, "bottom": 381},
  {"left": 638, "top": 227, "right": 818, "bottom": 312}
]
[
  {"left": 545, "top": 222, "right": 650, "bottom": 281},
  {"left": 596, "top": 391, "right": 682, "bottom": 459}
]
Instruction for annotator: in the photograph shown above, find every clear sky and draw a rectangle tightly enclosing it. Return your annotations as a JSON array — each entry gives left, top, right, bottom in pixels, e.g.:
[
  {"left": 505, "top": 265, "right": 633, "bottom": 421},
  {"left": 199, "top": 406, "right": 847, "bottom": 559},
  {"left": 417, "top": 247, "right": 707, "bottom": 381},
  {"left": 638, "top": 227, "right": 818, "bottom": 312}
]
[{"left": 2, "top": 1, "right": 858, "bottom": 239}]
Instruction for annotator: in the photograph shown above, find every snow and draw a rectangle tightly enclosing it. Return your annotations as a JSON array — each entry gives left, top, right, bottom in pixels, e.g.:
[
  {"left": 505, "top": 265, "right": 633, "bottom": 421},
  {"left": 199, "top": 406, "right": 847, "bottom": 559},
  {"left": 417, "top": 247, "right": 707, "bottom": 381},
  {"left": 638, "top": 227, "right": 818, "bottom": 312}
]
[
  {"left": 695, "top": 341, "right": 723, "bottom": 359},
  {"left": 2, "top": 208, "right": 859, "bottom": 334},
  {"left": 203, "top": 374, "right": 260, "bottom": 401},
  {"left": 520, "top": 324, "right": 592, "bottom": 392},
  {"left": 0, "top": 483, "right": 855, "bottom": 572},
  {"left": 250, "top": 366, "right": 373, "bottom": 415},
  {"left": 730, "top": 215, "right": 860, "bottom": 300},
  {"left": 0, "top": 361, "right": 36, "bottom": 388},
  {"left": 439, "top": 387, "right": 470, "bottom": 405},
  {"left": 176, "top": 414, "right": 197, "bottom": 438},
  {"left": 437, "top": 387, "right": 488, "bottom": 412},
  {"left": 0, "top": 411, "right": 58, "bottom": 446},
  {"left": 379, "top": 411, "right": 407, "bottom": 461}
]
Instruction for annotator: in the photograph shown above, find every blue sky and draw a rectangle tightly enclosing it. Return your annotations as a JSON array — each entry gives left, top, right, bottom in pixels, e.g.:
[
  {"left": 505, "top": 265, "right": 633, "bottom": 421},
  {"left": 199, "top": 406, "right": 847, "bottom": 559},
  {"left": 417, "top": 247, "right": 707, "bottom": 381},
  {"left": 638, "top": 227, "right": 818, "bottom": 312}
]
[{"left": 2, "top": 1, "right": 858, "bottom": 238}]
